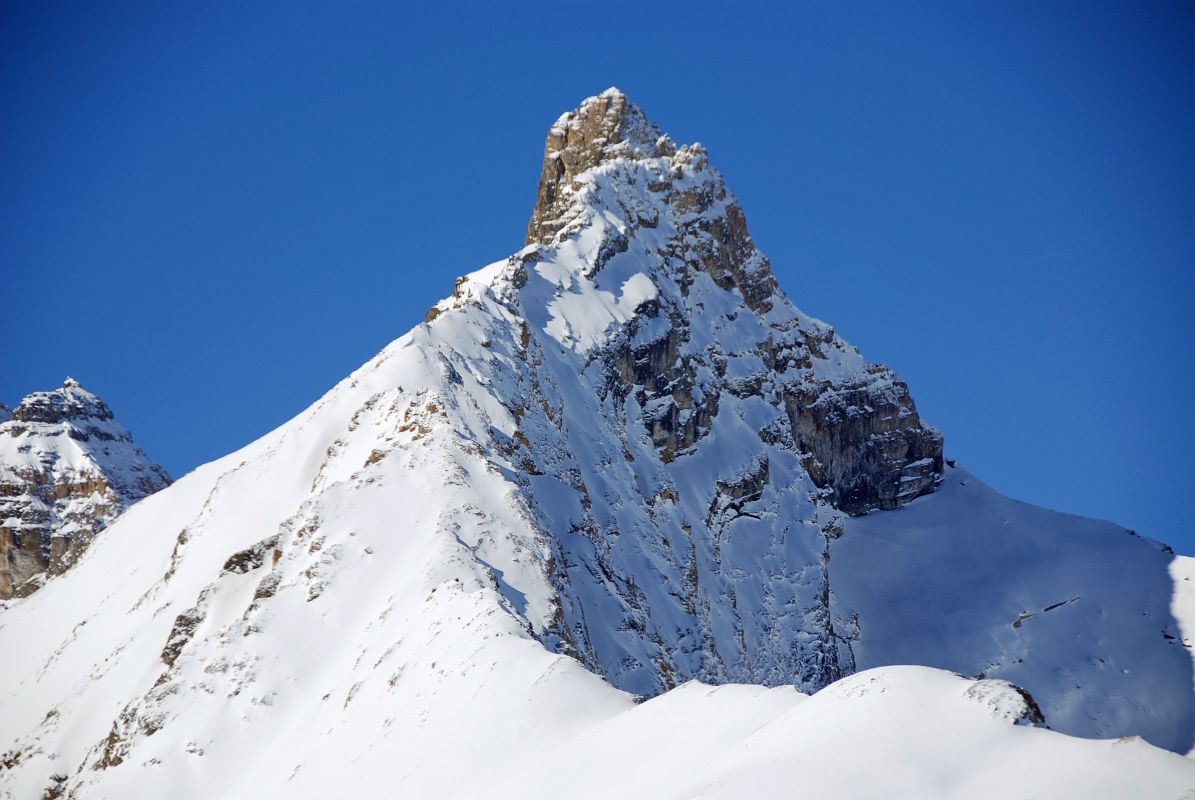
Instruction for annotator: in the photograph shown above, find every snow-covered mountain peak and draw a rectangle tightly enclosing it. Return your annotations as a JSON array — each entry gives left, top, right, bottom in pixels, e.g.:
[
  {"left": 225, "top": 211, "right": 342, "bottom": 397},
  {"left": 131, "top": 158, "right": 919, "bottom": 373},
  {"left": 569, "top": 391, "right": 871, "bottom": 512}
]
[
  {"left": 0, "top": 379, "right": 170, "bottom": 599},
  {"left": 516, "top": 89, "right": 808, "bottom": 362},
  {"left": 409, "top": 93, "right": 948, "bottom": 707},
  {"left": 2, "top": 93, "right": 1193, "bottom": 798}
]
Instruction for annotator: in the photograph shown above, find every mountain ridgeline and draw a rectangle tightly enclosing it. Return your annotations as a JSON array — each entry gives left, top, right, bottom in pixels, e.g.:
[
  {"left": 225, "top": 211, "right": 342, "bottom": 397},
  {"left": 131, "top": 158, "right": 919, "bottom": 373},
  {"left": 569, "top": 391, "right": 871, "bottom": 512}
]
[{"left": 0, "top": 90, "right": 1191, "bottom": 799}]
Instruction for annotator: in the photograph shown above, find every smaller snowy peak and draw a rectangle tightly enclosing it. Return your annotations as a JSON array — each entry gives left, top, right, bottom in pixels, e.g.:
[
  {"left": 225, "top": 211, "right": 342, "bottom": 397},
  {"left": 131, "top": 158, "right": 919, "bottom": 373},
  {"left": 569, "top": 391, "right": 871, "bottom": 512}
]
[{"left": 0, "top": 379, "right": 170, "bottom": 600}]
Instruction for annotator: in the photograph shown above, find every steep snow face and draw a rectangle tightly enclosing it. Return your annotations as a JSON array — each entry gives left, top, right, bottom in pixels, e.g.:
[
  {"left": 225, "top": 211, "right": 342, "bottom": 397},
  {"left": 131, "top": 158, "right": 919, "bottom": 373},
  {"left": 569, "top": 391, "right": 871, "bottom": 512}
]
[
  {"left": 0, "top": 362, "right": 632, "bottom": 798},
  {"left": 0, "top": 379, "right": 170, "bottom": 599},
  {"left": 1, "top": 90, "right": 1193, "bottom": 797}
]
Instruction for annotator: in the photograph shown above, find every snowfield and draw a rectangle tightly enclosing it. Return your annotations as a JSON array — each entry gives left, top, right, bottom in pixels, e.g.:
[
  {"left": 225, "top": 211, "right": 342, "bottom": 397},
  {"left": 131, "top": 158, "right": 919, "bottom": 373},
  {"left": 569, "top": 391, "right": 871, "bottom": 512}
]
[{"left": 2, "top": 88, "right": 1193, "bottom": 798}]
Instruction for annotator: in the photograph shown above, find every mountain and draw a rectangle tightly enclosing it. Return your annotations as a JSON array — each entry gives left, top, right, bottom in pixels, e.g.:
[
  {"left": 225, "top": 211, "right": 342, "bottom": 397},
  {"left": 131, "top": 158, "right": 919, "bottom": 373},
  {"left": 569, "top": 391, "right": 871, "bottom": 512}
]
[
  {"left": 0, "top": 379, "right": 170, "bottom": 600},
  {"left": 0, "top": 89, "right": 1192, "bottom": 799}
]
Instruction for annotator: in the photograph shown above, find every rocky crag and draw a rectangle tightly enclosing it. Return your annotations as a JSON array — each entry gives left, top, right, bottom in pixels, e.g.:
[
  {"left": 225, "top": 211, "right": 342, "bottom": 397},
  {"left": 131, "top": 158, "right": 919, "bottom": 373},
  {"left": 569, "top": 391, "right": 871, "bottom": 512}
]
[{"left": 0, "top": 379, "right": 170, "bottom": 599}]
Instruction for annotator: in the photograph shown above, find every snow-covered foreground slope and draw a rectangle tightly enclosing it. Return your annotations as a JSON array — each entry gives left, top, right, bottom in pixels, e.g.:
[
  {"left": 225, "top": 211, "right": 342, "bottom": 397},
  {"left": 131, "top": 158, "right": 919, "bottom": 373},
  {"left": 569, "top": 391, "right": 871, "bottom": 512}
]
[
  {"left": 480, "top": 669, "right": 1194, "bottom": 800},
  {"left": 2, "top": 89, "right": 1193, "bottom": 797}
]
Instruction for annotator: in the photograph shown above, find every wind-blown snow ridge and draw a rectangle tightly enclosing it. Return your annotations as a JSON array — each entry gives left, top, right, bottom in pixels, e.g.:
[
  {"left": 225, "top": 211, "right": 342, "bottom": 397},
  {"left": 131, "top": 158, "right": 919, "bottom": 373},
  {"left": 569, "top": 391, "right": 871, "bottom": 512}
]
[{"left": 0, "top": 90, "right": 1192, "bottom": 798}]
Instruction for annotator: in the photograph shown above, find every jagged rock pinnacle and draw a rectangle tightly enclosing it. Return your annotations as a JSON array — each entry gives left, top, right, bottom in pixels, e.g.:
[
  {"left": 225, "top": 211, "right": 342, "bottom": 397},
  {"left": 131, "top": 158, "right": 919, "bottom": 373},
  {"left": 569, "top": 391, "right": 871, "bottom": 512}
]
[{"left": 526, "top": 88, "right": 675, "bottom": 245}]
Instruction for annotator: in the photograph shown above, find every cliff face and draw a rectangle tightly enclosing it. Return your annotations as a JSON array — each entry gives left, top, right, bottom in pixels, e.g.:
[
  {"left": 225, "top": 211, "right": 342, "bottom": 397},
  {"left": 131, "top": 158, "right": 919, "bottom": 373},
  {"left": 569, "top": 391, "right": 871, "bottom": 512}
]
[{"left": 0, "top": 379, "right": 170, "bottom": 599}]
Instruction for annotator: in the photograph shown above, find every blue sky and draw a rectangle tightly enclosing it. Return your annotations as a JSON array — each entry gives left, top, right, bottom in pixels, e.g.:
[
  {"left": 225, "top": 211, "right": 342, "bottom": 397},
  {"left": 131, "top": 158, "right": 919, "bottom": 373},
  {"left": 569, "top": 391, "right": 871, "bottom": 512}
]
[{"left": 3, "top": 1, "right": 1193, "bottom": 551}]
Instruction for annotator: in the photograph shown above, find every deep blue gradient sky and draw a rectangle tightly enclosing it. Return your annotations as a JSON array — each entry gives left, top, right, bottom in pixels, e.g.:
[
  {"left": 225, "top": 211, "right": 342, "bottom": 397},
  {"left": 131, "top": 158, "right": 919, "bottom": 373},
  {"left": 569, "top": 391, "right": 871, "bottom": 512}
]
[{"left": 3, "top": 2, "right": 1193, "bottom": 550}]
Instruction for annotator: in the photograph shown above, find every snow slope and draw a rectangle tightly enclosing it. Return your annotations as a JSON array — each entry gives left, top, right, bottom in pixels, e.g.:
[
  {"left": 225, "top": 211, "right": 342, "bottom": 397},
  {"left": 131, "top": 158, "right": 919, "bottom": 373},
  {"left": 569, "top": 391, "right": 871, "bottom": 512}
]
[
  {"left": 834, "top": 465, "right": 1194, "bottom": 752},
  {"left": 0, "top": 378, "right": 1190, "bottom": 796},
  {"left": 478, "top": 669, "right": 1195, "bottom": 800},
  {"left": 2, "top": 89, "right": 1192, "bottom": 797}
]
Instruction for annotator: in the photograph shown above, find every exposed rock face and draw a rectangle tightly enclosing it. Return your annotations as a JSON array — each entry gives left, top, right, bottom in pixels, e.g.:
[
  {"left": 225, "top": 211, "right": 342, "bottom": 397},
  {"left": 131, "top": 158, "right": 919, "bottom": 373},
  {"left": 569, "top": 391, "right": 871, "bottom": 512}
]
[
  {"left": 0, "top": 379, "right": 170, "bottom": 599},
  {"left": 526, "top": 89, "right": 671, "bottom": 246},
  {"left": 785, "top": 374, "right": 943, "bottom": 513}
]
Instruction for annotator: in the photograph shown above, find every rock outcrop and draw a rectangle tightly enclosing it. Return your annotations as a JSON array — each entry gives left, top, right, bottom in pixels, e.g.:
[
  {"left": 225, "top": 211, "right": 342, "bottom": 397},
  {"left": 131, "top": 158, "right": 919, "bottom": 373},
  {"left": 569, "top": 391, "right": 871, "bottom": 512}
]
[
  {"left": 0, "top": 379, "right": 170, "bottom": 599},
  {"left": 526, "top": 89, "right": 672, "bottom": 246}
]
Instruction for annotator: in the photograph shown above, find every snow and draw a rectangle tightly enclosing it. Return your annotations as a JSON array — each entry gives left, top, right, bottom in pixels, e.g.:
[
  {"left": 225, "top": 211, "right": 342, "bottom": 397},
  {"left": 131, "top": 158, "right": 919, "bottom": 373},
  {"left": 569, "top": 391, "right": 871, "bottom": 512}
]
[
  {"left": 2, "top": 428, "right": 1191, "bottom": 798},
  {"left": 2, "top": 344, "right": 1187, "bottom": 799},
  {"left": 534, "top": 245, "right": 659, "bottom": 353},
  {"left": 833, "top": 464, "right": 1195, "bottom": 752},
  {"left": 478, "top": 668, "right": 1195, "bottom": 800},
  {"left": 2, "top": 91, "right": 1193, "bottom": 798}
]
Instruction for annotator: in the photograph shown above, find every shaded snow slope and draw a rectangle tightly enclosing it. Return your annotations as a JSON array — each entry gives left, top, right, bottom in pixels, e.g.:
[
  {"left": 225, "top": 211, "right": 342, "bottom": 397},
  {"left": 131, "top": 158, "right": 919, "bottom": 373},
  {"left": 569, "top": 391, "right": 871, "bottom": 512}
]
[
  {"left": 833, "top": 465, "right": 1195, "bottom": 752},
  {"left": 1, "top": 89, "right": 1192, "bottom": 797}
]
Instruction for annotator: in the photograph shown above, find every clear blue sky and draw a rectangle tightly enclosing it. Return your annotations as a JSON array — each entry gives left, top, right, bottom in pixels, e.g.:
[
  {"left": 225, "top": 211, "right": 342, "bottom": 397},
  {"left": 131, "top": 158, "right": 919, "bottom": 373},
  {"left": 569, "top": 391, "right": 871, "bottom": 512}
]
[{"left": 3, "top": 2, "right": 1193, "bottom": 551}]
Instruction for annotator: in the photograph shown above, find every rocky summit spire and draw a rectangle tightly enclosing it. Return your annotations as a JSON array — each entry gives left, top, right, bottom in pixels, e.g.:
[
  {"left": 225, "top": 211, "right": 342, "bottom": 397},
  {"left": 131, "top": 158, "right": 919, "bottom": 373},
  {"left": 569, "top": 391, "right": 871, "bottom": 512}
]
[
  {"left": 526, "top": 88, "right": 674, "bottom": 245},
  {"left": 0, "top": 379, "right": 170, "bottom": 599}
]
